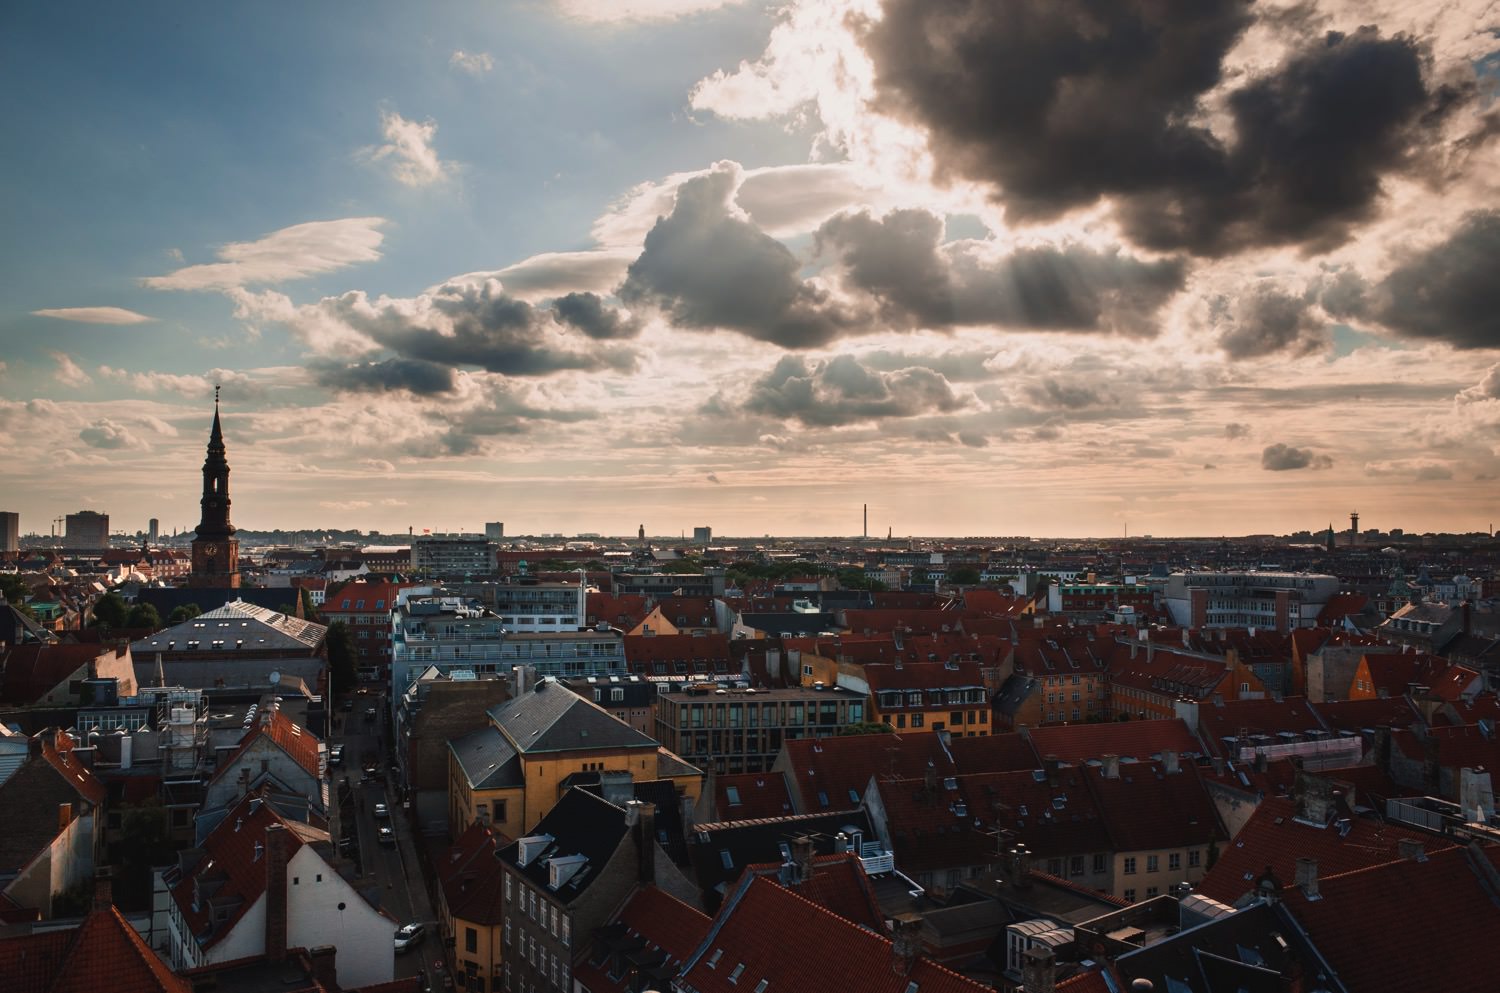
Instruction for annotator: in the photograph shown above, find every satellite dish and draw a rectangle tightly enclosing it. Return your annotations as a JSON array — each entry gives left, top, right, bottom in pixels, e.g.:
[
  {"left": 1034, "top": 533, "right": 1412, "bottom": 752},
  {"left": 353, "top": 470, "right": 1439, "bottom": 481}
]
[{"left": 269, "top": 670, "right": 281, "bottom": 685}]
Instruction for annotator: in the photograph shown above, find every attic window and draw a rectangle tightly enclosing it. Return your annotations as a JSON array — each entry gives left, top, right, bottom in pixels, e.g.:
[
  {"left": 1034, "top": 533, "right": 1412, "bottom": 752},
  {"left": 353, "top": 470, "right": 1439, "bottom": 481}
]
[
  {"left": 905, "top": 983, "right": 920, "bottom": 993},
  {"left": 707, "top": 949, "right": 724, "bottom": 969},
  {"left": 755, "top": 982, "right": 769, "bottom": 993},
  {"left": 720, "top": 850, "right": 734, "bottom": 870},
  {"left": 726, "top": 786, "right": 742, "bottom": 806},
  {"left": 848, "top": 789, "right": 860, "bottom": 804},
  {"left": 729, "top": 964, "right": 746, "bottom": 984},
  {"left": 817, "top": 791, "right": 829, "bottom": 807}
]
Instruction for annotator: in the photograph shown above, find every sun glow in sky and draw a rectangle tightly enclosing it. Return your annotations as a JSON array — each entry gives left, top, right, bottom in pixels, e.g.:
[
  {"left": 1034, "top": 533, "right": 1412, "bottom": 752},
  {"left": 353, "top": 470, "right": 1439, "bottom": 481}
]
[{"left": 2, "top": 1, "right": 1498, "bottom": 538}]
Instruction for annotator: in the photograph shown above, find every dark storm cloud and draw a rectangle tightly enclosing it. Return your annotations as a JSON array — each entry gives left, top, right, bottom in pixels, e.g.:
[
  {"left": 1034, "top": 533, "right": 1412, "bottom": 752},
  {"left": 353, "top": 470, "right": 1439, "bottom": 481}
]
[
  {"left": 1262, "top": 442, "right": 1333, "bottom": 470},
  {"left": 1224, "top": 422, "right": 1251, "bottom": 439},
  {"left": 618, "top": 166, "right": 862, "bottom": 348},
  {"left": 551, "top": 291, "right": 641, "bottom": 340},
  {"left": 868, "top": 3, "right": 1472, "bottom": 255},
  {"left": 1215, "top": 285, "right": 1328, "bottom": 359},
  {"left": 1371, "top": 210, "right": 1500, "bottom": 349},
  {"left": 734, "top": 354, "right": 967, "bottom": 427},
  {"left": 314, "top": 358, "right": 456, "bottom": 395},
  {"left": 326, "top": 281, "right": 637, "bottom": 377},
  {"left": 816, "top": 209, "right": 1186, "bottom": 335},
  {"left": 1023, "top": 378, "right": 1116, "bottom": 410}
]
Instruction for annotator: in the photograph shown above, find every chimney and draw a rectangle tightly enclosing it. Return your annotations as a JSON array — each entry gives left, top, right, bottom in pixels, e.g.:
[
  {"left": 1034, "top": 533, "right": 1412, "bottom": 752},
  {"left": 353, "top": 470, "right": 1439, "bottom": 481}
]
[
  {"left": 1211, "top": 755, "right": 1226, "bottom": 777},
  {"left": 789, "top": 834, "right": 815, "bottom": 884},
  {"left": 1101, "top": 754, "right": 1120, "bottom": 780},
  {"left": 924, "top": 759, "right": 938, "bottom": 793},
  {"left": 1294, "top": 857, "right": 1319, "bottom": 900},
  {"left": 1022, "top": 945, "right": 1058, "bottom": 993},
  {"left": 1011, "top": 846, "right": 1034, "bottom": 888},
  {"left": 58, "top": 802, "right": 74, "bottom": 832},
  {"left": 1173, "top": 697, "right": 1200, "bottom": 730},
  {"left": 1043, "top": 754, "right": 1061, "bottom": 788},
  {"left": 628, "top": 800, "right": 656, "bottom": 884},
  {"left": 890, "top": 913, "right": 922, "bottom": 976},
  {"left": 309, "top": 946, "right": 338, "bottom": 990},
  {"left": 1161, "top": 750, "right": 1180, "bottom": 775},
  {"left": 92, "top": 868, "right": 113, "bottom": 912},
  {"left": 1397, "top": 838, "right": 1425, "bottom": 861},
  {"left": 264, "top": 823, "right": 290, "bottom": 962}
]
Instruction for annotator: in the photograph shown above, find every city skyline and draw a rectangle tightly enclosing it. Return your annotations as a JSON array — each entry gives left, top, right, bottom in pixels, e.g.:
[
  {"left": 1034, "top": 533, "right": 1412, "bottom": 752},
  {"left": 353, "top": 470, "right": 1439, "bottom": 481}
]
[{"left": 3, "top": 1, "right": 1499, "bottom": 538}]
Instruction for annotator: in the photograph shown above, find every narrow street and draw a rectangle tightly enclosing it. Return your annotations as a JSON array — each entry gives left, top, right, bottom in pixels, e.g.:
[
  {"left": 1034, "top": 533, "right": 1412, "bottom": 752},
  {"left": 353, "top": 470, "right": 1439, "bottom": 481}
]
[{"left": 329, "top": 685, "right": 439, "bottom": 988}]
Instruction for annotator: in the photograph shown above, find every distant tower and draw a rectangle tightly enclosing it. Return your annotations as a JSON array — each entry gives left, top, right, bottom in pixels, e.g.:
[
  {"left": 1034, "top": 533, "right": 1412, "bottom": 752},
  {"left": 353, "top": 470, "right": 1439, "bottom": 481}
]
[
  {"left": 189, "top": 386, "right": 240, "bottom": 588},
  {"left": 863, "top": 504, "right": 868, "bottom": 540},
  {"left": 638, "top": 523, "right": 645, "bottom": 541},
  {"left": 148, "top": 517, "right": 159, "bottom": 543},
  {"left": 1350, "top": 510, "right": 1360, "bottom": 547},
  {"left": 1326, "top": 523, "right": 1336, "bottom": 553}
]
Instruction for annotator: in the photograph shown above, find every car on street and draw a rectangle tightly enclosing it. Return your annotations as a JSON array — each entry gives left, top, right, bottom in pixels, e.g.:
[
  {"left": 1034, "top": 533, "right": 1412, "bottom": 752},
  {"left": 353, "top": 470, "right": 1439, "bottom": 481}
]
[
  {"left": 364, "top": 705, "right": 377, "bottom": 721},
  {"left": 374, "top": 802, "right": 389, "bottom": 819},
  {"left": 378, "top": 825, "right": 395, "bottom": 845},
  {"left": 342, "top": 699, "right": 353, "bottom": 712},
  {"left": 394, "top": 923, "right": 425, "bottom": 953},
  {"left": 328, "top": 745, "right": 343, "bottom": 767}
]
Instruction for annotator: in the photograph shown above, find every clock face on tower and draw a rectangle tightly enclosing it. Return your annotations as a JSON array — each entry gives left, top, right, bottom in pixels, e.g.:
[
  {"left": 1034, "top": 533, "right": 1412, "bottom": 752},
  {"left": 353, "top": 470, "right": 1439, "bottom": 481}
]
[{"left": 201, "top": 544, "right": 218, "bottom": 557}]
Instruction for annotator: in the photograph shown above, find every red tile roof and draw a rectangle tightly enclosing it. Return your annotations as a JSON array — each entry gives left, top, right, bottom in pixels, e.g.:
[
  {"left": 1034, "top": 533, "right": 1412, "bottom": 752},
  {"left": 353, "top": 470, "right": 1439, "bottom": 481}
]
[
  {"left": 681, "top": 876, "right": 989, "bottom": 993},
  {"left": 1286, "top": 844, "right": 1500, "bottom": 993},
  {"left": 746, "top": 852, "right": 886, "bottom": 932},
  {"left": 571, "top": 886, "right": 710, "bottom": 993},
  {"left": 0, "top": 644, "right": 115, "bottom": 705},
  {"left": 1198, "top": 697, "right": 1326, "bottom": 755},
  {"left": 437, "top": 823, "right": 506, "bottom": 925},
  {"left": 1392, "top": 724, "right": 1500, "bottom": 776},
  {"left": 40, "top": 730, "right": 107, "bottom": 806},
  {"left": 876, "top": 768, "right": 1112, "bottom": 872},
  {"left": 623, "top": 632, "right": 731, "bottom": 667},
  {"left": 714, "top": 773, "right": 794, "bottom": 821},
  {"left": 1359, "top": 652, "right": 1452, "bottom": 698},
  {"left": 45, "top": 904, "right": 192, "bottom": 993},
  {"left": 1193, "top": 795, "right": 1447, "bottom": 905},
  {"left": 167, "top": 795, "right": 316, "bottom": 948},
  {"left": 843, "top": 609, "right": 961, "bottom": 636},
  {"left": 1024, "top": 719, "right": 1201, "bottom": 765},
  {"left": 1309, "top": 697, "right": 1420, "bottom": 733},
  {"left": 863, "top": 660, "right": 986, "bottom": 693},
  {"left": 1316, "top": 592, "right": 1369, "bottom": 624},
  {"left": 781, "top": 732, "right": 949, "bottom": 811},
  {"left": 1081, "top": 761, "right": 1226, "bottom": 852},
  {"left": 587, "top": 592, "right": 651, "bottom": 628},
  {"left": 210, "top": 710, "right": 322, "bottom": 784}
]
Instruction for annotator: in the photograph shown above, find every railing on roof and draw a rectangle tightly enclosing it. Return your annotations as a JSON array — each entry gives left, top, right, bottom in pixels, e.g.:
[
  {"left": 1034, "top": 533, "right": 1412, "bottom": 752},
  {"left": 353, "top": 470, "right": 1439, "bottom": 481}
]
[{"left": 858, "top": 841, "right": 895, "bottom": 875}]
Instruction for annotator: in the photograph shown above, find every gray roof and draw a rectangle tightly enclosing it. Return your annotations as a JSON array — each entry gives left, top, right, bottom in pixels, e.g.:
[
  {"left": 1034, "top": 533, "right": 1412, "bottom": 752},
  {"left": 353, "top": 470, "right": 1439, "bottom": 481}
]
[
  {"left": 132, "top": 598, "right": 327, "bottom": 654},
  {"left": 489, "top": 679, "right": 658, "bottom": 754},
  {"left": 449, "top": 724, "right": 522, "bottom": 790},
  {"left": 496, "top": 788, "right": 630, "bottom": 905}
]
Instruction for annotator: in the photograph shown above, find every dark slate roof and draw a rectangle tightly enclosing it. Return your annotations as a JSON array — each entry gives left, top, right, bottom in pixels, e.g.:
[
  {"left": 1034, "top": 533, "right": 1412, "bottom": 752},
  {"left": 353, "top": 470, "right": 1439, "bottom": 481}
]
[
  {"left": 579, "top": 777, "right": 692, "bottom": 865},
  {"left": 736, "top": 612, "right": 838, "bottom": 636},
  {"left": 0, "top": 758, "right": 88, "bottom": 873},
  {"left": 496, "top": 788, "right": 630, "bottom": 905},
  {"left": 489, "top": 679, "right": 658, "bottom": 755},
  {"left": 449, "top": 725, "right": 522, "bottom": 790}
]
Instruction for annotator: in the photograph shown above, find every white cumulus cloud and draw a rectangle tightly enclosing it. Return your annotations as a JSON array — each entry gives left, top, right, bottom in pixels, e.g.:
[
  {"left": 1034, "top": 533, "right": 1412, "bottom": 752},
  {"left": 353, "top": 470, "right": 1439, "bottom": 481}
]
[
  {"left": 365, "top": 109, "right": 450, "bottom": 188},
  {"left": 554, "top": 0, "right": 744, "bottom": 23},
  {"left": 51, "top": 352, "right": 93, "bottom": 387}
]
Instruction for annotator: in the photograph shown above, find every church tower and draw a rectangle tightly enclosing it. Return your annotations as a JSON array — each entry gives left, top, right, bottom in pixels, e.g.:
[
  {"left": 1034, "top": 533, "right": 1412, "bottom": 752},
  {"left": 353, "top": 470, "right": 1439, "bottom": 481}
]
[{"left": 189, "top": 387, "right": 240, "bottom": 588}]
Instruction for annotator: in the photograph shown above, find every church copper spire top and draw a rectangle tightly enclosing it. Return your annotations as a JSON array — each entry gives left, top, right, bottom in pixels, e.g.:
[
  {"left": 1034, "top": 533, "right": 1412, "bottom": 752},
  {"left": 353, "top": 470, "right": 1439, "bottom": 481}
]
[{"left": 195, "top": 386, "right": 234, "bottom": 538}]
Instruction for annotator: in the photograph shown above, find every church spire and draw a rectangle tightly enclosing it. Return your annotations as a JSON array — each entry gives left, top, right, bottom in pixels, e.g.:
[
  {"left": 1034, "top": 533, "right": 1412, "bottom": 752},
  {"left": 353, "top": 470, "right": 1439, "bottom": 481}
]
[
  {"left": 209, "top": 383, "right": 224, "bottom": 451},
  {"left": 195, "top": 386, "right": 234, "bottom": 539}
]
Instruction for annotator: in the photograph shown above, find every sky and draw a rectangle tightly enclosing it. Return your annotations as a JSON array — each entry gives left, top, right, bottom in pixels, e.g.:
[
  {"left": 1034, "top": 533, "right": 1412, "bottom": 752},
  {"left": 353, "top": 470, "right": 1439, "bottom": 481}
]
[{"left": 2, "top": 0, "right": 1499, "bottom": 540}]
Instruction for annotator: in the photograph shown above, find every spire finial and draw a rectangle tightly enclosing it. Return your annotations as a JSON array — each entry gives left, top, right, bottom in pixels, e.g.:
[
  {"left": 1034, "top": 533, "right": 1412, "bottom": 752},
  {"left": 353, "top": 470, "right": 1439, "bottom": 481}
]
[{"left": 215, "top": 383, "right": 221, "bottom": 405}]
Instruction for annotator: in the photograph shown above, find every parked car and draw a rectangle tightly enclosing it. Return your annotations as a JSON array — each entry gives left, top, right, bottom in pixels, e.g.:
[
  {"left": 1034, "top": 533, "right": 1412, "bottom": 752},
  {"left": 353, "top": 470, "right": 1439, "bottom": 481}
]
[
  {"left": 374, "top": 802, "right": 389, "bottom": 819},
  {"left": 329, "top": 745, "right": 343, "bottom": 767},
  {"left": 342, "top": 699, "right": 353, "bottom": 712},
  {"left": 378, "top": 825, "right": 395, "bottom": 845},
  {"left": 364, "top": 706, "right": 377, "bottom": 721},
  {"left": 394, "top": 923, "right": 425, "bottom": 953}
]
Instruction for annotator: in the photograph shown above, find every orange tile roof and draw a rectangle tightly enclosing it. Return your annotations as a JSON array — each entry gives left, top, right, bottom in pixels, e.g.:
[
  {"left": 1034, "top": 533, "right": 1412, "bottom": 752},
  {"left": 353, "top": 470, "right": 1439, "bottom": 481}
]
[
  {"left": 40, "top": 731, "right": 107, "bottom": 806},
  {"left": 46, "top": 905, "right": 191, "bottom": 993},
  {"left": 1081, "top": 761, "right": 1226, "bottom": 852},
  {"left": 681, "top": 876, "right": 989, "bottom": 993},
  {"left": 211, "top": 710, "right": 322, "bottom": 784},
  {"left": 437, "top": 823, "right": 506, "bottom": 926}
]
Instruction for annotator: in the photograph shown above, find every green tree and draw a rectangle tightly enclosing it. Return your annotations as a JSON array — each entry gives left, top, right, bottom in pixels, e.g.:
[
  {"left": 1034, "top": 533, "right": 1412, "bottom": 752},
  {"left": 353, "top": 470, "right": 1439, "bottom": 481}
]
[
  {"left": 168, "top": 602, "right": 203, "bottom": 624},
  {"left": 838, "top": 721, "right": 896, "bottom": 736},
  {"left": 326, "top": 621, "right": 356, "bottom": 695},
  {"left": 125, "top": 602, "right": 162, "bottom": 630},
  {"left": 90, "top": 592, "right": 128, "bottom": 629},
  {"left": 947, "top": 565, "right": 982, "bottom": 586},
  {"left": 0, "top": 572, "right": 31, "bottom": 604}
]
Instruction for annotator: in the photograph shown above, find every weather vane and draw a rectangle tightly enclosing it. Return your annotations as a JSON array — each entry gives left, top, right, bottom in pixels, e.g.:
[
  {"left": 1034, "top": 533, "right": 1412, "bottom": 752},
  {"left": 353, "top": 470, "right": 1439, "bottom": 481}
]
[{"left": 215, "top": 383, "right": 221, "bottom": 403}]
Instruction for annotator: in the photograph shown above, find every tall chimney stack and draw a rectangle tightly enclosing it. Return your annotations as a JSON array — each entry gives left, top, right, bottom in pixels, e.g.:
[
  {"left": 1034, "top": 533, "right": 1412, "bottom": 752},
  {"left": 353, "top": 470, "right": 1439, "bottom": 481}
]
[
  {"left": 265, "top": 823, "right": 290, "bottom": 961},
  {"left": 890, "top": 914, "right": 922, "bottom": 976}
]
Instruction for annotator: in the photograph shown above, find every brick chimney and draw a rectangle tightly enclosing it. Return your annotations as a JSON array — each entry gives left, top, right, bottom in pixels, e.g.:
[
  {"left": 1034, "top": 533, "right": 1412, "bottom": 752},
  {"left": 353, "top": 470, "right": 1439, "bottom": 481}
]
[
  {"left": 1294, "top": 857, "right": 1319, "bottom": 900},
  {"left": 627, "top": 800, "right": 656, "bottom": 884},
  {"left": 1043, "top": 754, "right": 1061, "bottom": 787},
  {"left": 264, "top": 823, "right": 290, "bottom": 961},
  {"left": 889, "top": 913, "right": 922, "bottom": 976},
  {"left": 92, "top": 868, "right": 113, "bottom": 912},
  {"left": 308, "top": 945, "right": 338, "bottom": 989},
  {"left": 789, "top": 834, "right": 815, "bottom": 885},
  {"left": 1022, "top": 945, "right": 1057, "bottom": 993},
  {"left": 1293, "top": 772, "right": 1334, "bottom": 825}
]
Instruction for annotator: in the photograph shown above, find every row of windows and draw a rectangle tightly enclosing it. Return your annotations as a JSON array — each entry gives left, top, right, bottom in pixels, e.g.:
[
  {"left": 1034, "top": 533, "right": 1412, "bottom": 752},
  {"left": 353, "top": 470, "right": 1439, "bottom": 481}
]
[
  {"left": 1122, "top": 850, "right": 1198, "bottom": 874},
  {"left": 875, "top": 688, "right": 987, "bottom": 709},
  {"left": 887, "top": 710, "right": 989, "bottom": 730}
]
